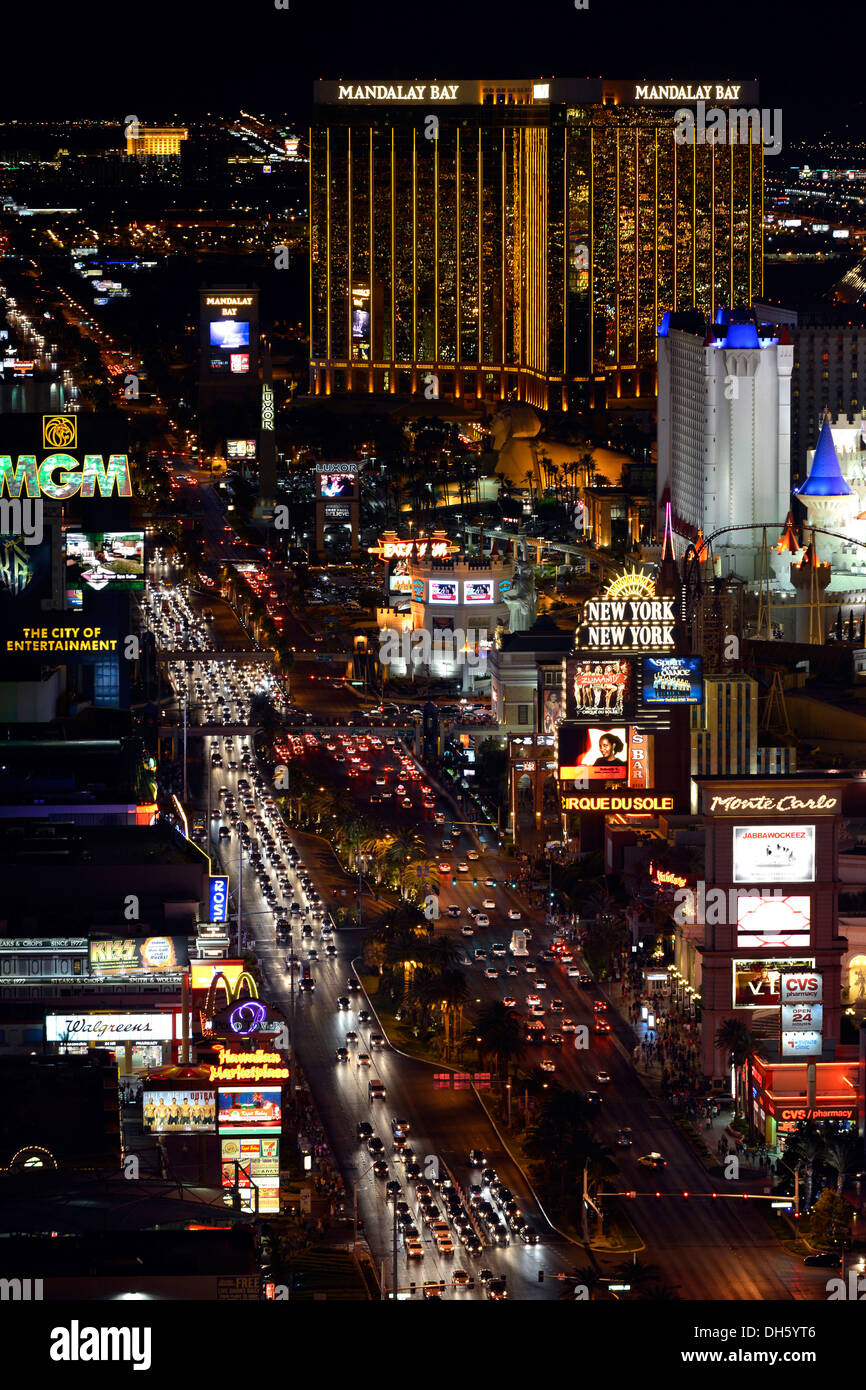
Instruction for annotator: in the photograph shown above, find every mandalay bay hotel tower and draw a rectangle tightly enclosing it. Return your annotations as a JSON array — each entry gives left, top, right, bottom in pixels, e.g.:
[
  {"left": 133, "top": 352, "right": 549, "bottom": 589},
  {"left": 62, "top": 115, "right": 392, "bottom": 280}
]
[{"left": 309, "top": 78, "right": 763, "bottom": 410}]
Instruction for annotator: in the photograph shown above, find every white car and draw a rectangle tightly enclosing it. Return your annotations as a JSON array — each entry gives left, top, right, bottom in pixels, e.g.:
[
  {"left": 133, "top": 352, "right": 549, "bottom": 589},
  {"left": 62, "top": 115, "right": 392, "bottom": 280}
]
[
  {"left": 475, "top": 914, "right": 490, "bottom": 928},
  {"left": 484, "top": 967, "right": 499, "bottom": 979},
  {"left": 461, "top": 924, "right": 475, "bottom": 937},
  {"left": 482, "top": 898, "right": 496, "bottom": 910},
  {"left": 507, "top": 909, "right": 522, "bottom": 921}
]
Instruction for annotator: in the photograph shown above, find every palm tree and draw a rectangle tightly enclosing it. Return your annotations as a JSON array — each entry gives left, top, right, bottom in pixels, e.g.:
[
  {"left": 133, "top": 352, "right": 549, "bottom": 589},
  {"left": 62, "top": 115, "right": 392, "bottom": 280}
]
[
  {"left": 822, "top": 1131, "right": 862, "bottom": 1194},
  {"left": 473, "top": 1000, "right": 525, "bottom": 1080},
  {"left": 564, "top": 1265, "right": 605, "bottom": 1301},
  {"left": 433, "top": 968, "right": 470, "bottom": 1058},
  {"left": 785, "top": 1123, "right": 826, "bottom": 1211},
  {"left": 714, "top": 1018, "right": 757, "bottom": 1137},
  {"left": 522, "top": 469, "right": 535, "bottom": 511}
]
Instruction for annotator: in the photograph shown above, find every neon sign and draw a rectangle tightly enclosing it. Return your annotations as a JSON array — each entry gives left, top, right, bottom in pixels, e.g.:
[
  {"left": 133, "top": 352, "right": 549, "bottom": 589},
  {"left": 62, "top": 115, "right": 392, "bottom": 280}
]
[
  {"left": 229, "top": 1000, "right": 267, "bottom": 1036},
  {"left": 209, "top": 1047, "right": 289, "bottom": 1082},
  {"left": 650, "top": 863, "right": 688, "bottom": 888}
]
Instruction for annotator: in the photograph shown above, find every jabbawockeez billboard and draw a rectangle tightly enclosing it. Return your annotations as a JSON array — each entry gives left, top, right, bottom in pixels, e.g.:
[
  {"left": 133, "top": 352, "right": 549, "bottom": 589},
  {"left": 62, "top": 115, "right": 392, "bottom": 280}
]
[{"left": 732, "top": 825, "right": 816, "bottom": 883}]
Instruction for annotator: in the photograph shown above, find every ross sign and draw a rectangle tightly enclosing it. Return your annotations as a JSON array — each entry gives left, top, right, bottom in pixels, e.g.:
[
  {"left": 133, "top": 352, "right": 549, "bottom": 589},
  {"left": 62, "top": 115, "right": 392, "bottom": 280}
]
[
  {"left": 577, "top": 571, "right": 675, "bottom": 652},
  {"left": 562, "top": 792, "right": 674, "bottom": 812},
  {"left": 209, "top": 876, "right": 229, "bottom": 925},
  {"left": 89, "top": 937, "right": 188, "bottom": 976},
  {"left": 564, "top": 657, "right": 633, "bottom": 721},
  {"left": 781, "top": 1031, "right": 822, "bottom": 1057},
  {"left": 736, "top": 895, "right": 811, "bottom": 949},
  {"left": 780, "top": 971, "right": 823, "bottom": 1004},
  {"left": 46, "top": 1012, "right": 174, "bottom": 1042},
  {"left": 142, "top": 1089, "right": 215, "bottom": 1133},
  {"left": 558, "top": 724, "right": 628, "bottom": 781},
  {"left": 642, "top": 656, "right": 702, "bottom": 704},
  {"left": 732, "top": 826, "right": 816, "bottom": 883},
  {"left": 709, "top": 794, "right": 838, "bottom": 816}
]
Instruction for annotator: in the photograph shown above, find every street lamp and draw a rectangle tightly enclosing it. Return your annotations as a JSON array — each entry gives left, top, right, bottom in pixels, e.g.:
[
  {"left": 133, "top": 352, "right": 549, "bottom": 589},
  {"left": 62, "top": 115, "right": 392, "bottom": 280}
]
[{"left": 353, "top": 1161, "right": 377, "bottom": 1248}]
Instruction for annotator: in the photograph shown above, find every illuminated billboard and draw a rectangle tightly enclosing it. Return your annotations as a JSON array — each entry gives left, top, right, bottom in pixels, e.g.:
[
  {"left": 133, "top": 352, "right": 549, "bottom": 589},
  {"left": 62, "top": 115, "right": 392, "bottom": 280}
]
[
  {"left": 541, "top": 686, "right": 563, "bottom": 735},
  {"left": 89, "top": 936, "right": 189, "bottom": 976},
  {"left": 0, "top": 537, "right": 51, "bottom": 602},
  {"left": 429, "top": 579, "right": 458, "bottom": 605},
  {"left": 642, "top": 656, "right": 702, "bottom": 704},
  {"left": 732, "top": 825, "right": 815, "bottom": 883},
  {"left": 316, "top": 472, "right": 356, "bottom": 500},
  {"left": 210, "top": 321, "right": 250, "bottom": 350},
  {"left": 464, "top": 579, "right": 495, "bottom": 605},
  {"left": 227, "top": 439, "right": 256, "bottom": 460},
  {"left": 732, "top": 958, "right": 814, "bottom": 1009},
  {"left": 735, "top": 894, "right": 811, "bottom": 949},
  {"left": 190, "top": 960, "right": 246, "bottom": 992},
  {"left": 46, "top": 1012, "right": 175, "bottom": 1042},
  {"left": 65, "top": 532, "right": 144, "bottom": 591},
  {"left": 557, "top": 724, "right": 628, "bottom": 781},
  {"left": 217, "top": 1087, "right": 282, "bottom": 1128},
  {"left": 230, "top": 353, "right": 250, "bottom": 374},
  {"left": 142, "top": 1089, "right": 215, "bottom": 1133},
  {"left": 565, "top": 657, "right": 633, "bottom": 721},
  {"left": 208, "top": 876, "right": 229, "bottom": 925}
]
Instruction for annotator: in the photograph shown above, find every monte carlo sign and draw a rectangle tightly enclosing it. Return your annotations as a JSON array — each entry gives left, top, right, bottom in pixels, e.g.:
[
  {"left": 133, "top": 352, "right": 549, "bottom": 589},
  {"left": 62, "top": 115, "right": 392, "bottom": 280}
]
[{"left": 577, "top": 569, "right": 675, "bottom": 652}]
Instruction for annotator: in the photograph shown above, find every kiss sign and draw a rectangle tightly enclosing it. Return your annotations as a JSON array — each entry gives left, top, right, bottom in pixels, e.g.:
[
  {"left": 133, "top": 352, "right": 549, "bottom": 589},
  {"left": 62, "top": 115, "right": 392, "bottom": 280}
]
[{"left": 780, "top": 972, "right": 822, "bottom": 1005}]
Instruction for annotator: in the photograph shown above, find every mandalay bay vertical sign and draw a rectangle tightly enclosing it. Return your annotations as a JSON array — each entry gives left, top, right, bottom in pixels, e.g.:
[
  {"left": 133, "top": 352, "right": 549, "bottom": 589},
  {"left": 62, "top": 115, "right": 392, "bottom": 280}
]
[{"left": 577, "top": 569, "right": 675, "bottom": 652}]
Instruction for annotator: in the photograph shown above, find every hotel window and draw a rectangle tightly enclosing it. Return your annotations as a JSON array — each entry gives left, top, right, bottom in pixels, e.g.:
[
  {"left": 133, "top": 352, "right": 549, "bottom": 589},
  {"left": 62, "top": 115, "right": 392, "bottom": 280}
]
[
  {"left": 517, "top": 704, "right": 529, "bottom": 725},
  {"left": 93, "top": 661, "right": 119, "bottom": 707}
]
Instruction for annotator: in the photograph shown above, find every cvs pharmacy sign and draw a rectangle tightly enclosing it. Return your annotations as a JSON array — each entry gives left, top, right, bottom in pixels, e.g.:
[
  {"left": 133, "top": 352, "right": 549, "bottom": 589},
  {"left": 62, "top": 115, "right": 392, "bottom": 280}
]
[{"left": 781, "top": 971, "right": 822, "bottom": 1005}]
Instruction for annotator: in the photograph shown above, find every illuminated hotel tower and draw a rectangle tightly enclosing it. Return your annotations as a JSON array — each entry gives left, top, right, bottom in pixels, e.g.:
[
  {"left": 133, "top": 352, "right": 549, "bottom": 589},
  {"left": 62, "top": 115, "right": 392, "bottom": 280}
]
[{"left": 310, "top": 79, "right": 764, "bottom": 410}]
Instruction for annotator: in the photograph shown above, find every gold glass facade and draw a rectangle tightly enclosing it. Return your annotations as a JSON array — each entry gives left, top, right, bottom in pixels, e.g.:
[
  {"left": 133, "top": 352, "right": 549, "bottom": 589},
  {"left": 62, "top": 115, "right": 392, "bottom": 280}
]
[{"left": 310, "top": 81, "right": 763, "bottom": 409}]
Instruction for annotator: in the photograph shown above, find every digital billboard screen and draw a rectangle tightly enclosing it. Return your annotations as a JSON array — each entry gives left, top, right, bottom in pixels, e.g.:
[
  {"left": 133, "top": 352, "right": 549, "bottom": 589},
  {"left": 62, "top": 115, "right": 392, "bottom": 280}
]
[
  {"left": 541, "top": 686, "right": 564, "bottom": 735},
  {"left": 557, "top": 724, "right": 628, "bottom": 781},
  {"left": 209, "top": 320, "right": 250, "bottom": 350},
  {"left": 429, "top": 579, "right": 458, "bottom": 605},
  {"left": 642, "top": 656, "right": 703, "bottom": 704},
  {"left": 217, "top": 1087, "right": 282, "bottom": 1127},
  {"left": 565, "top": 657, "right": 633, "bottom": 721},
  {"left": 230, "top": 353, "right": 250, "bottom": 374},
  {"left": 0, "top": 537, "right": 52, "bottom": 604},
  {"left": 732, "top": 825, "right": 816, "bottom": 883},
  {"left": 316, "top": 473, "right": 356, "bottom": 500},
  {"left": 89, "top": 936, "right": 189, "bottom": 977},
  {"left": 65, "top": 532, "right": 144, "bottom": 591},
  {"left": 732, "top": 958, "right": 814, "bottom": 1009},
  {"left": 227, "top": 439, "right": 256, "bottom": 460},
  {"left": 464, "top": 579, "right": 494, "bottom": 605},
  {"left": 143, "top": 1089, "right": 215, "bottom": 1133},
  {"left": 736, "top": 894, "right": 811, "bottom": 949}
]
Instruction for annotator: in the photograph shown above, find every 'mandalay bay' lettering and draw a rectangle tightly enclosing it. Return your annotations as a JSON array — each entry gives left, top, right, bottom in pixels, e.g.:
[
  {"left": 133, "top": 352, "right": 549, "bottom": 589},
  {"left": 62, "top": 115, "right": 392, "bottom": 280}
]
[
  {"left": 0, "top": 454, "right": 132, "bottom": 500},
  {"left": 338, "top": 84, "right": 460, "bottom": 101}
]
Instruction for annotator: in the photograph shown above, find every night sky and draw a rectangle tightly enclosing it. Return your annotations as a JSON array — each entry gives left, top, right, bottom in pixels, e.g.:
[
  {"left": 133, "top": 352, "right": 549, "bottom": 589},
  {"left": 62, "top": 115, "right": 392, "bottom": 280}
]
[{"left": 2, "top": 0, "right": 858, "bottom": 138}]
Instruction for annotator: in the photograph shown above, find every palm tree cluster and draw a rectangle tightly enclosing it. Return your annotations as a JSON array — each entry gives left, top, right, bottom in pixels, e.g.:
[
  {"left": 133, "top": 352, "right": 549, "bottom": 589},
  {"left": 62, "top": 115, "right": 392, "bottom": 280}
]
[
  {"left": 522, "top": 1088, "right": 615, "bottom": 1242},
  {"left": 362, "top": 922, "right": 468, "bottom": 1056},
  {"left": 288, "top": 788, "right": 439, "bottom": 906}
]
